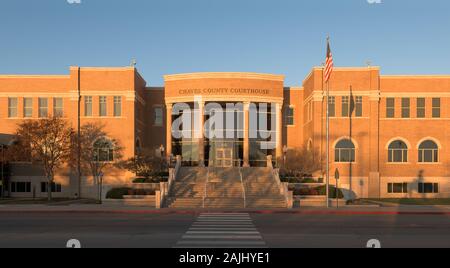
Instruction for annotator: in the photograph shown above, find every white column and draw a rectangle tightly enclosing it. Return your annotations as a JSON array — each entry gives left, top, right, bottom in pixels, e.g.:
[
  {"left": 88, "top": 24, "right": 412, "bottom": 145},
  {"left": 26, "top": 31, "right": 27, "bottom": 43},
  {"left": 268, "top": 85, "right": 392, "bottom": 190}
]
[
  {"left": 243, "top": 102, "right": 250, "bottom": 167},
  {"left": 276, "top": 103, "right": 283, "bottom": 161},
  {"left": 166, "top": 103, "right": 173, "bottom": 160},
  {"left": 197, "top": 101, "right": 205, "bottom": 166}
]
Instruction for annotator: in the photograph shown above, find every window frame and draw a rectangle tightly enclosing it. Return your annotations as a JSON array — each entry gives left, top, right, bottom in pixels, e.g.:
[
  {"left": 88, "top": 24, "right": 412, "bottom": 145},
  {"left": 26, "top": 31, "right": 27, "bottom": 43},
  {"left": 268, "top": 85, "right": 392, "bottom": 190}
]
[
  {"left": 113, "top": 96, "right": 122, "bottom": 117},
  {"left": 387, "top": 183, "right": 408, "bottom": 194},
  {"left": 432, "top": 98, "right": 441, "bottom": 118},
  {"left": 84, "top": 96, "right": 93, "bottom": 117},
  {"left": 416, "top": 98, "right": 426, "bottom": 118},
  {"left": 401, "top": 98, "right": 410, "bottom": 118},
  {"left": 388, "top": 140, "right": 409, "bottom": 163},
  {"left": 8, "top": 97, "right": 18, "bottom": 118},
  {"left": 99, "top": 96, "right": 107, "bottom": 117},
  {"left": 341, "top": 96, "right": 349, "bottom": 117},
  {"left": 53, "top": 97, "right": 64, "bottom": 117},
  {"left": 154, "top": 106, "right": 163, "bottom": 127},
  {"left": 328, "top": 96, "right": 335, "bottom": 117},
  {"left": 386, "top": 98, "right": 395, "bottom": 118},
  {"left": 23, "top": 97, "right": 33, "bottom": 118},
  {"left": 418, "top": 183, "right": 439, "bottom": 194},
  {"left": 418, "top": 140, "right": 439, "bottom": 163},
  {"left": 285, "top": 106, "right": 295, "bottom": 126},
  {"left": 355, "top": 96, "right": 363, "bottom": 117},
  {"left": 334, "top": 139, "right": 356, "bottom": 163}
]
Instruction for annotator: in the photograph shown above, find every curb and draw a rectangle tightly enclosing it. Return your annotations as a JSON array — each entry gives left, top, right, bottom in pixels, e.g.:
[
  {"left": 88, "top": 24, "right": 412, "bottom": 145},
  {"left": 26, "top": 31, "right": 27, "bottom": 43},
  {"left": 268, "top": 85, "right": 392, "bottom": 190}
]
[{"left": 0, "top": 209, "right": 449, "bottom": 216}]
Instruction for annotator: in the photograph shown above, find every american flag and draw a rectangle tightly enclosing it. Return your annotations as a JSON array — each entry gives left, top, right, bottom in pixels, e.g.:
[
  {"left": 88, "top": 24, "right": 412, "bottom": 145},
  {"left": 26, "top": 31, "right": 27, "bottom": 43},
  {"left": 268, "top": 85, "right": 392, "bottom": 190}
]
[{"left": 324, "top": 38, "right": 334, "bottom": 83}]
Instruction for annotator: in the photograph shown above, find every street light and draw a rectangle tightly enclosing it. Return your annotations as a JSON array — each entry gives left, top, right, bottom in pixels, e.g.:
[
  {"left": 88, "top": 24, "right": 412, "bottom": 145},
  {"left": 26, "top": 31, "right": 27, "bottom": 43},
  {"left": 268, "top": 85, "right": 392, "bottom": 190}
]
[{"left": 334, "top": 168, "right": 340, "bottom": 208}]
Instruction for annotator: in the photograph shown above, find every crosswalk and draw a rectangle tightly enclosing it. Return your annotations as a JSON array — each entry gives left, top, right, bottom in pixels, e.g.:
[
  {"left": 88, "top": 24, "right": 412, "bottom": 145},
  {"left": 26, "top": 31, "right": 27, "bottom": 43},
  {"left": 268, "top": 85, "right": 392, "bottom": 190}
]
[{"left": 175, "top": 213, "right": 267, "bottom": 248}]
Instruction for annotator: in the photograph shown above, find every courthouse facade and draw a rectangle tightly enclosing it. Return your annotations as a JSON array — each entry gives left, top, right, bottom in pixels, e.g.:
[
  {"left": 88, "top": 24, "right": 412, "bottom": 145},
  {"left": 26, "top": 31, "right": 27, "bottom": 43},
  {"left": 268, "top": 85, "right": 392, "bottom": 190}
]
[{"left": 0, "top": 65, "right": 449, "bottom": 199}]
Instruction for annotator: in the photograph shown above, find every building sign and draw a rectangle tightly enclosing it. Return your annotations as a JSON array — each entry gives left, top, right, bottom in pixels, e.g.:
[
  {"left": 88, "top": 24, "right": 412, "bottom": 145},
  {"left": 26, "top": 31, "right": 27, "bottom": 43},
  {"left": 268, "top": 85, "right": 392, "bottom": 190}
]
[{"left": 178, "top": 88, "right": 271, "bottom": 96}]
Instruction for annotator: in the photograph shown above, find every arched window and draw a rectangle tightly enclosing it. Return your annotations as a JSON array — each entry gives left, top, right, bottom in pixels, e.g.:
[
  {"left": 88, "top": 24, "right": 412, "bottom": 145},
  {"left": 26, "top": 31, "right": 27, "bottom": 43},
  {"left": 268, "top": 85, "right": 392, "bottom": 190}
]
[
  {"left": 93, "top": 138, "right": 114, "bottom": 162},
  {"left": 418, "top": 140, "right": 439, "bottom": 163},
  {"left": 335, "top": 139, "right": 355, "bottom": 163},
  {"left": 388, "top": 140, "right": 408, "bottom": 163}
]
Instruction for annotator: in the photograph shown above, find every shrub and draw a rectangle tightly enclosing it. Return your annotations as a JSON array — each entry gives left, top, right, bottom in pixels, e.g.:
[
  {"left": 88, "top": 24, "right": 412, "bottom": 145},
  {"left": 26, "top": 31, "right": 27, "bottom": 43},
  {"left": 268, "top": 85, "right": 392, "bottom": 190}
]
[
  {"left": 316, "top": 185, "right": 344, "bottom": 199},
  {"left": 106, "top": 188, "right": 132, "bottom": 199},
  {"left": 301, "top": 178, "right": 316, "bottom": 183},
  {"left": 291, "top": 186, "right": 344, "bottom": 198}
]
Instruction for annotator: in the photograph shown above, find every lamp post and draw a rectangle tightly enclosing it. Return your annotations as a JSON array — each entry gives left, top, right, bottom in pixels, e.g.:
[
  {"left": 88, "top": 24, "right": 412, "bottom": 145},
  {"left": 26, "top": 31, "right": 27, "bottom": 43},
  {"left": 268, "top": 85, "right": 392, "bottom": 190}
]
[{"left": 334, "top": 168, "right": 340, "bottom": 208}]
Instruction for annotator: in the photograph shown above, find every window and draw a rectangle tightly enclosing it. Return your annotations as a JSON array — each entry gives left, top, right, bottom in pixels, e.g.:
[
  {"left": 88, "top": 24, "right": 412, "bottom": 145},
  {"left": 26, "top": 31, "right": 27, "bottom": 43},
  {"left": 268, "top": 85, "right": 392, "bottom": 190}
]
[
  {"left": 154, "top": 107, "right": 163, "bottom": 126},
  {"left": 386, "top": 98, "right": 395, "bottom": 118},
  {"left": 328, "top": 97, "right": 335, "bottom": 117},
  {"left": 93, "top": 138, "right": 114, "bottom": 162},
  {"left": 84, "top": 96, "right": 93, "bottom": 116},
  {"left": 8, "top": 98, "right": 18, "bottom": 118},
  {"left": 388, "top": 140, "right": 408, "bottom": 163},
  {"left": 113, "top": 96, "right": 122, "bottom": 117},
  {"left": 335, "top": 139, "right": 355, "bottom": 163},
  {"left": 10, "top": 182, "right": 31, "bottom": 193},
  {"left": 387, "top": 183, "right": 408, "bottom": 194},
  {"left": 41, "top": 182, "right": 62, "bottom": 193},
  {"left": 416, "top": 98, "right": 426, "bottom": 118},
  {"left": 418, "top": 183, "right": 439, "bottom": 194},
  {"left": 285, "top": 107, "right": 295, "bottom": 125},
  {"left": 53, "top": 98, "right": 63, "bottom": 117},
  {"left": 432, "top": 98, "right": 441, "bottom": 118},
  {"left": 401, "top": 98, "right": 410, "bottom": 118},
  {"left": 341, "top": 96, "right": 349, "bottom": 117},
  {"left": 355, "top": 96, "right": 363, "bottom": 117},
  {"left": 24, "top": 98, "right": 33, "bottom": 118},
  {"left": 38, "top": 98, "right": 48, "bottom": 118},
  {"left": 99, "top": 96, "right": 107, "bottom": 117},
  {"left": 418, "top": 140, "right": 439, "bottom": 163}
]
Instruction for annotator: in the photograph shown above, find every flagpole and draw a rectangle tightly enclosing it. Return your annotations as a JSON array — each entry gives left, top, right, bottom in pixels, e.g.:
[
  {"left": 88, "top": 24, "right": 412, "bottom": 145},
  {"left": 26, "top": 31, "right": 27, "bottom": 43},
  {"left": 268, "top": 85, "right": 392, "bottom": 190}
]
[{"left": 326, "top": 78, "right": 330, "bottom": 208}]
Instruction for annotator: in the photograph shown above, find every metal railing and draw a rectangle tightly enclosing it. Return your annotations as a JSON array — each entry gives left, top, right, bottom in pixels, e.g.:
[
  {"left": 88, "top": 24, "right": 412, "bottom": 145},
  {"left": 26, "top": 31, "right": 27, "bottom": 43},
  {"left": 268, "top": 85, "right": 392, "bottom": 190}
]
[
  {"left": 238, "top": 163, "right": 247, "bottom": 208},
  {"left": 202, "top": 166, "right": 211, "bottom": 208}
]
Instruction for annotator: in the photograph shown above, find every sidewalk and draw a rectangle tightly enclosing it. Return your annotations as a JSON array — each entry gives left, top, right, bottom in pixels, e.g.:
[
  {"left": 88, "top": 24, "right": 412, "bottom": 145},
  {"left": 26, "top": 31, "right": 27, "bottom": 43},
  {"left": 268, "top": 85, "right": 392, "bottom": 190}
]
[{"left": 0, "top": 204, "right": 449, "bottom": 215}]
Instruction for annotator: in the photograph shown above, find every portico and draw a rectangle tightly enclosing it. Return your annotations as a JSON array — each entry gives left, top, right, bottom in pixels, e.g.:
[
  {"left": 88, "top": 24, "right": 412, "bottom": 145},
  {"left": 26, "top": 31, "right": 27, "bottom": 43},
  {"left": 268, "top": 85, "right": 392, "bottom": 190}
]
[{"left": 164, "top": 72, "right": 285, "bottom": 167}]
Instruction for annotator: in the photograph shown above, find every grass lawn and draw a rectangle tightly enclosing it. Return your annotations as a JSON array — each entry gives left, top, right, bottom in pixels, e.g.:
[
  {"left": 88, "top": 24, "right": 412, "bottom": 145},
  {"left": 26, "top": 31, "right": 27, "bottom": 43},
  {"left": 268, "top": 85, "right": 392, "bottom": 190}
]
[{"left": 365, "top": 198, "right": 450, "bottom": 205}]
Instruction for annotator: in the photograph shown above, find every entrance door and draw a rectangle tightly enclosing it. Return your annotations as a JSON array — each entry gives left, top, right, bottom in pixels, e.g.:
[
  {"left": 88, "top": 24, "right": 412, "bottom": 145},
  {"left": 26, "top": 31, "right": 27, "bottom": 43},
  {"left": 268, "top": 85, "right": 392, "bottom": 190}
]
[{"left": 216, "top": 148, "right": 233, "bottom": 167}]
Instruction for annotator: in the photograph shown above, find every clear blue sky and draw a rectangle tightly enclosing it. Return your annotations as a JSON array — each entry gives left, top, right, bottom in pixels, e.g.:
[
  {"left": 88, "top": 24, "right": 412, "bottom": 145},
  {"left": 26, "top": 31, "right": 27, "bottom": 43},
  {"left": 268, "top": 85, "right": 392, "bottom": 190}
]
[{"left": 0, "top": 0, "right": 449, "bottom": 86}]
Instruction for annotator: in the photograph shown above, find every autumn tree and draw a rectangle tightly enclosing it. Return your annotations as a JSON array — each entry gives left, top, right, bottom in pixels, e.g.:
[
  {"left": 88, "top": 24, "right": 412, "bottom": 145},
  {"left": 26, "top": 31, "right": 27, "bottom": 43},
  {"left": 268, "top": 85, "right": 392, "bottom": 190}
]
[
  {"left": 14, "top": 117, "right": 73, "bottom": 201},
  {"left": 279, "top": 147, "right": 322, "bottom": 179},
  {"left": 70, "top": 122, "right": 122, "bottom": 203}
]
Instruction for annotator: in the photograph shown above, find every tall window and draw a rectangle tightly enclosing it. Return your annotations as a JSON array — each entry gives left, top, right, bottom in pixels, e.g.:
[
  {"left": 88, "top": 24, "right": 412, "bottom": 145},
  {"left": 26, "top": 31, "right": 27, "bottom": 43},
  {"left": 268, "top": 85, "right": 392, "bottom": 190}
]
[
  {"left": 328, "top": 97, "right": 335, "bottom": 117},
  {"left": 8, "top": 98, "right": 18, "bottom": 118},
  {"left": 418, "top": 183, "right": 439, "bottom": 194},
  {"left": 386, "top": 98, "right": 395, "bottom": 118},
  {"left": 41, "top": 182, "right": 62, "bottom": 193},
  {"left": 38, "top": 98, "right": 48, "bottom": 118},
  {"left": 53, "top": 98, "right": 63, "bottom": 117},
  {"left": 355, "top": 96, "right": 363, "bottom": 117},
  {"left": 401, "top": 98, "right": 410, "bottom": 118},
  {"left": 341, "top": 96, "right": 349, "bottom": 117},
  {"left": 335, "top": 139, "right": 355, "bottom": 163},
  {"left": 113, "top": 96, "right": 122, "bottom": 117},
  {"left": 154, "top": 107, "right": 163, "bottom": 126},
  {"left": 93, "top": 138, "right": 114, "bottom": 162},
  {"left": 99, "top": 96, "right": 107, "bottom": 117},
  {"left": 432, "top": 98, "right": 441, "bottom": 118},
  {"left": 10, "top": 182, "right": 31, "bottom": 193},
  {"left": 24, "top": 98, "right": 33, "bottom": 118},
  {"left": 416, "top": 98, "right": 425, "bottom": 118},
  {"left": 285, "top": 107, "right": 295, "bottom": 125},
  {"left": 84, "top": 96, "right": 92, "bottom": 116},
  {"left": 388, "top": 140, "right": 408, "bottom": 163},
  {"left": 418, "top": 140, "right": 439, "bottom": 163},
  {"left": 388, "top": 183, "right": 408, "bottom": 194}
]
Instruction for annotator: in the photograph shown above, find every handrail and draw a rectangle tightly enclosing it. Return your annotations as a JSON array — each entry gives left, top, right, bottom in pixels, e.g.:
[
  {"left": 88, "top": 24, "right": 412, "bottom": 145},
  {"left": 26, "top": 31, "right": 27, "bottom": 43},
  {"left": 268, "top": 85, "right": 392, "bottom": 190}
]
[
  {"left": 239, "top": 163, "right": 246, "bottom": 208},
  {"left": 272, "top": 167, "right": 289, "bottom": 207},
  {"left": 162, "top": 155, "right": 181, "bottom": 207},
  {"left": 203, "top": 166, "right": 210, "bottom": 208}
]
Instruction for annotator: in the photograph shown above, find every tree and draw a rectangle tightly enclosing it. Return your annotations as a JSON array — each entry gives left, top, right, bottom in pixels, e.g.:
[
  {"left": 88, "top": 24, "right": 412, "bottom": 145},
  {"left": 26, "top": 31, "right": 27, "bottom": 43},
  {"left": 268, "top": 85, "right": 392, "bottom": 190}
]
[
  {"left": 14, "top": 117, "right": 73, "bottom": 201},
  {"left": 70, "top": 122, "right": 122, "bottom": 203},
  {"left": 279, "top": 147, "right": 322, "bottom": 179},
  {"left": 116, "top": 148, "right": 164, "bottom": 181}
]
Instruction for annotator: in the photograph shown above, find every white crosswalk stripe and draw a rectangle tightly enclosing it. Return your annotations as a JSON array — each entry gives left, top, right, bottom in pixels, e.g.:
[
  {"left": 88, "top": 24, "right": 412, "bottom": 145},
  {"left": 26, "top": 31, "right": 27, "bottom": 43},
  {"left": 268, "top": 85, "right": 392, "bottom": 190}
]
[{"left": 175, "top": 213, "right": 266, "bottom": 248}]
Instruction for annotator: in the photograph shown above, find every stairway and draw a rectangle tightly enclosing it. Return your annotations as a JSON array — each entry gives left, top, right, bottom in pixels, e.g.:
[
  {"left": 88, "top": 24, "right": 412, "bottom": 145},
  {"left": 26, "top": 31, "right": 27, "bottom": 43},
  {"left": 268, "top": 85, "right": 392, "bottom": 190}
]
[
  {"left": 165, "top": 166, "right": 287, "bottom": 209},
  {"left": 242, "top": 167, "right": 287, "bottom": 209}
]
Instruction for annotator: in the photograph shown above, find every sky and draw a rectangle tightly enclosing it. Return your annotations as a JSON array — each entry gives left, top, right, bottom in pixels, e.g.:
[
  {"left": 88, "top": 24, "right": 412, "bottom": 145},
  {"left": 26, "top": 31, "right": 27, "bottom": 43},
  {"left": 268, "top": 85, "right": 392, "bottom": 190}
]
[{"left": 0, "top": 0, "right": 449, "bottom": 86}]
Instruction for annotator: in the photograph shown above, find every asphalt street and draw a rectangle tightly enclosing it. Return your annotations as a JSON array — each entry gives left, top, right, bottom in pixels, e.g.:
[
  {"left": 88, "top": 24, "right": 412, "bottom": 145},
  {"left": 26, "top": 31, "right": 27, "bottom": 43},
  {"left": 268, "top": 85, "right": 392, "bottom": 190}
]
[{"left": 0, "top": 212, "right": 448, "bottom": 248}]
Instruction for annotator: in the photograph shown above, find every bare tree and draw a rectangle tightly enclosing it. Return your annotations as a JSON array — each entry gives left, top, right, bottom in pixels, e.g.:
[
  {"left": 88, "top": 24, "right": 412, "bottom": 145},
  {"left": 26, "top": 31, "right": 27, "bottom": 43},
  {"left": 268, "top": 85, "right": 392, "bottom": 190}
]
[
  {"left": 279, "top": 147, "right": 322, "bottom": 179},
  {"left": 70, "top": 122, "right": 122, "bottom": 203},
  {"left": 14, "top": 117, "right": 73, "bottom": 201}
]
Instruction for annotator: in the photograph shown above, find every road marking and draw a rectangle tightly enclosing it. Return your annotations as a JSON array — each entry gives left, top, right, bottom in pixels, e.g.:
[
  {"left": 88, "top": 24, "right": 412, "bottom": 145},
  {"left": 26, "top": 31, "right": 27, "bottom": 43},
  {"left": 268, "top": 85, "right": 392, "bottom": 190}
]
[{"left": 175, "top": 213, "right": 266, "bottom": 248}]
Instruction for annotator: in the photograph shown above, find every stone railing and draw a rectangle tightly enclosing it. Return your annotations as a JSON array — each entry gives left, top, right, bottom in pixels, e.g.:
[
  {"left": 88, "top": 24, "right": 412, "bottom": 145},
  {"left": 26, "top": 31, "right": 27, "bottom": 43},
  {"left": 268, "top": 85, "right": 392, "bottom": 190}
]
[
  {"left": 156, "top": 155, "right": 181, "bottom": 209},
  {"left": 270, "top": 160, "right": 293, "bottom": 209}
]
